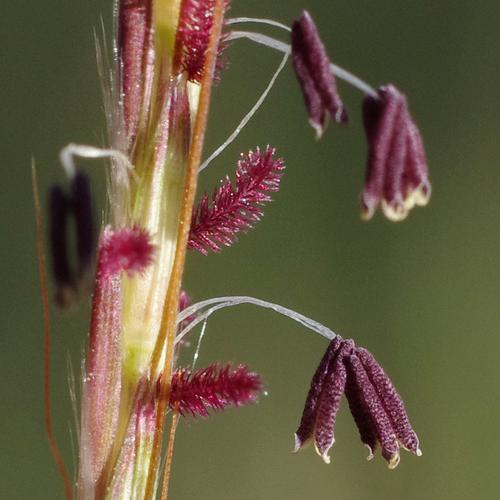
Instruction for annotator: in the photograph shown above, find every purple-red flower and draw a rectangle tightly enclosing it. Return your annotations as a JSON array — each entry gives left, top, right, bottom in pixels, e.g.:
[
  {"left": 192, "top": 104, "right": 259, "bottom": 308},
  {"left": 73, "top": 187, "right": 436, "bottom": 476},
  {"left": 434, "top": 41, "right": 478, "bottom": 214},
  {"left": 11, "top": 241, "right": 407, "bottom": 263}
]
[
  {"left": 361, "top": 84, "right": 431, "bottom": 221},
  {"left": 294, "top": 336, "right": 421, "bottom": 468},
  {"left": 291, "top": 10, "right": 348, "bottom": 138},
  {"left": 42, "top": 2, "right": 430, "bottom": 496}
]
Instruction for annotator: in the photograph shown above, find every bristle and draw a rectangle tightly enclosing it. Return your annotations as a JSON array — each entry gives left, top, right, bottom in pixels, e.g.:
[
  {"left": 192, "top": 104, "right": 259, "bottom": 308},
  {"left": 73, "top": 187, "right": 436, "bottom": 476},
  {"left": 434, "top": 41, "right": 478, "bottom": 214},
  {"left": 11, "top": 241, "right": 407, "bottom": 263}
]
[
  {"left": 169, "top": 363, "right": 262, "bottom": 417},
  {"left": 188, "top": 146, "right": 285, "bottom": 254}
]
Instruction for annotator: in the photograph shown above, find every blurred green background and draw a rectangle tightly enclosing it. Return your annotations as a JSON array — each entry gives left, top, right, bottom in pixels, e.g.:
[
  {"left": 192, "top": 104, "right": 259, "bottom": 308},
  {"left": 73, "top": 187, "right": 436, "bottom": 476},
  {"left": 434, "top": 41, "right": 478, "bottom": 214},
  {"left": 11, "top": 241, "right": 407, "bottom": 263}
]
[{"left": 2, "top": 0, "right": 500, "bottom": 498}]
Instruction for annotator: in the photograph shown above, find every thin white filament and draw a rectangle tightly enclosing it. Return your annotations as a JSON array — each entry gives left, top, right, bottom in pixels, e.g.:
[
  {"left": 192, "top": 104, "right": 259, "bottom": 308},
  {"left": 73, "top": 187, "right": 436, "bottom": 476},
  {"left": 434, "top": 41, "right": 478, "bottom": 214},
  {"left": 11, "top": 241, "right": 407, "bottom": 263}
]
[
  {"left": 177, "top": 302, "right": 235, "bottom": 343},
  {"left": 59, "top": 143, "right": 133, "bottom": 179},
  {"left": 227, "top": 30, "right": 378, "bottom": 98},
  {"left": 67, "top": 356, "right": 79, "bottom": 483},
  {"left": 227, "top": 31, "right": 291, "bottom": 54},
  {"left": 67, "top": 356, "right": 80, "bottom": 445},
  {"left": 226, "top": 17, "right": 291, "bottom": 32},
  {"left": 199, "top": 51, "right": 289, "bottom": 171},
  {"left": 94, "top": 26, "right": 112, "bottom": 129},
  {"left": 175, "top": 296, "right": 337, "bottom": 345},
  {"left": 191, "top": 319, "right": 208, "bottom": 370},
  {"left": 327, "top": 64, "right": 378, "bottom": 100}
]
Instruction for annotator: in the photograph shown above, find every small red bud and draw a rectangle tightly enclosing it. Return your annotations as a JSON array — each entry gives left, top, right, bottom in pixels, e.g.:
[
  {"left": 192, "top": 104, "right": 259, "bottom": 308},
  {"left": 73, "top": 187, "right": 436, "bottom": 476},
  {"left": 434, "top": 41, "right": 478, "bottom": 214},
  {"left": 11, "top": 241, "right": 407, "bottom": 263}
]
[{"left": 99, "top": 225, "right": 155, "bottom": 278}]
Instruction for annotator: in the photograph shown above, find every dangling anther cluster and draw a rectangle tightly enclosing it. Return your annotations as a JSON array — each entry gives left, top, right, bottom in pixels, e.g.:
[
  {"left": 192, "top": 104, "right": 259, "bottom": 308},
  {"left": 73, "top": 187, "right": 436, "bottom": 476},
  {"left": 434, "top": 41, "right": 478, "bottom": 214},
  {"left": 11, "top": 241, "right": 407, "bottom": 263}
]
[
  {"left": 289, "top": 11, "right": 430, "bottom": 221},
  {"left": 291, "top": 10, "right": 348, "bottom": 138},
  {"left": 294, "top": 336, "right": 421, "bottom": 468},
  {"left": 361, "top": 85, "right": 431, "bottom": 221}
]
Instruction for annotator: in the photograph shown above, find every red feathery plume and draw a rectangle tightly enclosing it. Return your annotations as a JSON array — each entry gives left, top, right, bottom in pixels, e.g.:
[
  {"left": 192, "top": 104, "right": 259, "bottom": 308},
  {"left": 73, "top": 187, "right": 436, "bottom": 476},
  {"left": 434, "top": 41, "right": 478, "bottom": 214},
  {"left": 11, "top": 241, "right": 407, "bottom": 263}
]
[
  {"left": 99, "top": 225, "right": 155, "bottom": 278},
  {"left": 175, "top": 0, "right": 230, "bottom": 82},
  {"left": 169, "top": 363, "right": 262, "bottom": 417},
  {"left": 188, "top": 146, "right": 285, "bottom": 255}
]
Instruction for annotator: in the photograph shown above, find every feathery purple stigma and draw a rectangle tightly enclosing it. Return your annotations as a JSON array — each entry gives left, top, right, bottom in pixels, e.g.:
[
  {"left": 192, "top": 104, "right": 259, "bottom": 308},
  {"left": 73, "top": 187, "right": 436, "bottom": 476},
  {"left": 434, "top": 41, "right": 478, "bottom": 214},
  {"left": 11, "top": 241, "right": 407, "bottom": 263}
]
[
  {"left": 176, "top": 0, "right": 230, "bottom": 83},
  {"left": 168, "top": 363, "right": 262, "bottom": 417},
  {"left": 99, "top": 225, "right": 155, "bottom": 278},
  {"left": 188, "top": 146, "right": 285, "bottom": 255},
  {"left": 294, "top": 337, "right": 420, "bottom": 468},
  {"left": 361, "top": 84, "right": 431, "bottom": 221},
  {"left": 291, "top": 11, "right": 348, "bottom": 138}
]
